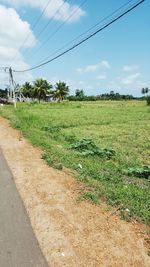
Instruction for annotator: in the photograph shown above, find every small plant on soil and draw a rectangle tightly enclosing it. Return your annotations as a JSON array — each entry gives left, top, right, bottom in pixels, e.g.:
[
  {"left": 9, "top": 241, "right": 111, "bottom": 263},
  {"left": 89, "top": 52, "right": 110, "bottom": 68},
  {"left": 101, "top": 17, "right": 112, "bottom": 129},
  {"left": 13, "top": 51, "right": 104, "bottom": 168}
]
[
  {"left": 42, "top": 125, "right": 61, "bottom": 133},
  {"left": 42, "top": 153, "right": 63, "bottom": 170},
  {"left": 81, "top": 192, "right": 99, "bottom": 204},
  {"left": 127, "top": 165, "right": 150, "bottom": 179},
  {"left": 68, "top": 138, "right": 116, "bottom": 159},
  {"left": 147, "top": 96, "right": 150, "bottom": 106}
]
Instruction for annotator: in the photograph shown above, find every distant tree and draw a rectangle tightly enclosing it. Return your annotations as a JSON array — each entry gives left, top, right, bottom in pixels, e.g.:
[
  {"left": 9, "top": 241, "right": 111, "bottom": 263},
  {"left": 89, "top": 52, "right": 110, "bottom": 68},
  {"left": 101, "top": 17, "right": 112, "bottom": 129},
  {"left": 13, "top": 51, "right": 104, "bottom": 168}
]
[
  {"left": 74, "top": 89, "right": 85, "bottom": 100},
  {"left": 54, "top": 81, "right": 69, "bottom": 102},
  {"left": 0, "top": 88, "right": 8, "bottom": 98},
  {"left": 75, "top": 89, "right": 84, "bottom": 97},
  {"left": 145, "top": 87, "right": 149, "bottom": 94},
  {"left": 115, "top": 93, "right": 120, "bottom": 100},
  {"left": 141, "top": 87, "right": 149, "bottom": 96},
  {"left": 50, "top": 89, "right": 59, "bottom": 101},
  {"left": 141, "top": 87, "right": 150, "bottom": 105},
  {"left": 109, "top": 91, "right": 115, "bottom": 100},
  {"left": 21, "top": 82, "right": 34, "bottom": 98},
  {"left": 147, "top": 96, "right": 150, "bottom": 106},
  {"left": 99, "top": 91, "right": 136, "bottom": 101},
  {"left": 141, "top": 88, "right": 145, "bottom": 95},
  {"left": 34, "top": 79, "right": 52, "bottom": 103}
]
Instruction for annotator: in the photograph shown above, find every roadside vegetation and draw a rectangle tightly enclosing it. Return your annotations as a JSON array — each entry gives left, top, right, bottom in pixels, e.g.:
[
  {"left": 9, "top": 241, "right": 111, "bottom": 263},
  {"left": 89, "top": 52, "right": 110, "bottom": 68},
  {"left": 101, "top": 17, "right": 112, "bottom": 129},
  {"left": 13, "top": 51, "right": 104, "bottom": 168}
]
[
  {"left": 20, "top": 79, "right": 69, "bottom": 103},
  {"left": 19, "top": 82, "right": 150, "bottom": 103},
  {"left": 0, "top": 100, "right": 150, "bottom": 224},
  {"left": 1, "top": 80, "right": 150, "bottom": 104}
]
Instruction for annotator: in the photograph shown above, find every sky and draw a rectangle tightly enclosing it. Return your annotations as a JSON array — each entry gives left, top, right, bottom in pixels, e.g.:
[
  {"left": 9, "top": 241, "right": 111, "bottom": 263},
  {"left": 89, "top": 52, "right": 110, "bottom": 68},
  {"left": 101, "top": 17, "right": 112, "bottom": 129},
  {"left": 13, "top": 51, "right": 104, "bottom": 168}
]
[{"left": 0, "top": 0, "right": 149, "bottom": 96}]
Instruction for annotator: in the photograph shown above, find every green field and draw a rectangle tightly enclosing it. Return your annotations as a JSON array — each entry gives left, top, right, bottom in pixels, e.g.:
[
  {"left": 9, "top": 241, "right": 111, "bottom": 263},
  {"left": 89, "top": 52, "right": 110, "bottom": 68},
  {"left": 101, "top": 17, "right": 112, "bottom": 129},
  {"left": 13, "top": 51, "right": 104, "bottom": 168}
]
[{"left": 0, "top": 101, "right": 150, "bottom": 224}]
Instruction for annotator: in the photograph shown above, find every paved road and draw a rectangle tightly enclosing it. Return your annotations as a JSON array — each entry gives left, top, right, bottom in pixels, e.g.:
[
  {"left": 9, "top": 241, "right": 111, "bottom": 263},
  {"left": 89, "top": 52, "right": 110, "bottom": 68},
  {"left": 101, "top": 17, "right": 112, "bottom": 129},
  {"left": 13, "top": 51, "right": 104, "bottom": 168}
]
[{"left": 0, "top": 149, "right": 48, "bottom": 267}]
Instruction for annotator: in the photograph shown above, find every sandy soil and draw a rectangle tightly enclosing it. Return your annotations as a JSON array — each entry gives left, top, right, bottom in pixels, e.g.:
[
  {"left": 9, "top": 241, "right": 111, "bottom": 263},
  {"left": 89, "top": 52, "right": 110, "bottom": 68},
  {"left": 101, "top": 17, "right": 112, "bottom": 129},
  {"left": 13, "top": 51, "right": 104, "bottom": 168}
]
[{"left": 0, "top": 116, "right": 150, "bottom": 267}]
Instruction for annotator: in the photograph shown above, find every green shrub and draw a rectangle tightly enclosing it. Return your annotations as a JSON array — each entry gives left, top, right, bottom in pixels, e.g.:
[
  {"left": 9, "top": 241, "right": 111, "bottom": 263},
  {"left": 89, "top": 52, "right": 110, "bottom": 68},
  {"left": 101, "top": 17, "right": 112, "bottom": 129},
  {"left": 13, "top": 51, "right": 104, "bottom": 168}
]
[
  {"left": 147, "top": 96, "right": 150, "bottom": 106},
  {"left": 81, "top": 192, "right": 99, "bottom": 204},
  {"left": 127, "top": 165, "right": 150, "bottom": 179},
  {"left": 68, "top": 138, "right": 116, "bottom": 159}
]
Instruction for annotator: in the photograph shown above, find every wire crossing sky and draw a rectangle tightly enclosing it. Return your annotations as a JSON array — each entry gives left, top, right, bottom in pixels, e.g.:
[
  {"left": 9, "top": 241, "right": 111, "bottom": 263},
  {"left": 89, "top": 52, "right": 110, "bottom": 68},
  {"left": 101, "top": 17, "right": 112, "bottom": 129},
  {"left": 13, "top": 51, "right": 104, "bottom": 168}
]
[
  {"left": 13, "top": 0, "right": 144, "bottom": 73},
  {"left": 19, "top": 0, "right": 67, "bottom": 60},
  {"left": 24, "top": 0, "right": 88, "bottom": 61},
  {"left": 34, "top": 0, "right": 135, "bottom": 67},
  {"left": 11, "top": 0, "right": 53, "bottom": 64},
  {"left": 0, "top": 0, "right": 149, "bottom": 96}
]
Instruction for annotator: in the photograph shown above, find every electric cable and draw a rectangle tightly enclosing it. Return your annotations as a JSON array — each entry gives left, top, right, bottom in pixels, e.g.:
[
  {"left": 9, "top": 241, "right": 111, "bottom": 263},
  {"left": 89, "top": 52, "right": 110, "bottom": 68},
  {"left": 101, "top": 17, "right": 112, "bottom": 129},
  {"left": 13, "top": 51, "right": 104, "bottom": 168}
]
[
  {"left": 35, "top": 0, "right": 135, "bottom": 66},
  {"left": 32, "top": 0, "right": 67, "bottom": 40},
  {"left": 13, "top": 0, "right": 145, "bottom": 73},
  {"left": 26, "top": 0, "right": 88, "bottom": 60},
  {"left": 11, "top": 0, "right": 52, "bottom": 63},
  {"left": 22, "top": 0, "right": 67, "bottom": 60}
]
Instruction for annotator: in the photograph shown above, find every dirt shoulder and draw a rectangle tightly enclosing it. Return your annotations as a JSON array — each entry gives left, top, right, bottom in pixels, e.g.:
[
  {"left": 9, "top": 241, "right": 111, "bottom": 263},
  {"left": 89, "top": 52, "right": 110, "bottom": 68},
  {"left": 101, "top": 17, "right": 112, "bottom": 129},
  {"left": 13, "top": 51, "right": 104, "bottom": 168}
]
[{"left": 0, "top": 117, "right": 150, "bottom": 267}]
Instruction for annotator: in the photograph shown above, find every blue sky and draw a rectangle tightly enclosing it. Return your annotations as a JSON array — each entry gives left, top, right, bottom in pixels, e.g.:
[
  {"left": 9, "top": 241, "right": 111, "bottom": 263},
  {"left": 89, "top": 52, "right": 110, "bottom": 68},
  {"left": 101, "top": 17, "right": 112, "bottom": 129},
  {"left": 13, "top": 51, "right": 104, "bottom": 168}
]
[{"left": 0, "top": 0, "right": 149, "bottom": 96}]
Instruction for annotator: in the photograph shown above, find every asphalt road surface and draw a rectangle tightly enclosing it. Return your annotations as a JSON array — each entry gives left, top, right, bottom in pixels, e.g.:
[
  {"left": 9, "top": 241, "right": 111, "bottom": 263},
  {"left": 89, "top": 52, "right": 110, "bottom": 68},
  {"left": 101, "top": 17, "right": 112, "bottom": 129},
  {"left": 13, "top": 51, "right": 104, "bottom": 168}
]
[{"left": 0, "top": 149, "right": 48, "bottom": 267}]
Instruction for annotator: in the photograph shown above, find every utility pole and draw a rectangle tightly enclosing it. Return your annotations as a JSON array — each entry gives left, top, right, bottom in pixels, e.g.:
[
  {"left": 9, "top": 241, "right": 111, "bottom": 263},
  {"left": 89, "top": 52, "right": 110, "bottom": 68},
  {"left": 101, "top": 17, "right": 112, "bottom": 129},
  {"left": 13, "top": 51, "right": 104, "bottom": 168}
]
[{"left": 8, "top": 67, "right": 16, "bottom": 108}]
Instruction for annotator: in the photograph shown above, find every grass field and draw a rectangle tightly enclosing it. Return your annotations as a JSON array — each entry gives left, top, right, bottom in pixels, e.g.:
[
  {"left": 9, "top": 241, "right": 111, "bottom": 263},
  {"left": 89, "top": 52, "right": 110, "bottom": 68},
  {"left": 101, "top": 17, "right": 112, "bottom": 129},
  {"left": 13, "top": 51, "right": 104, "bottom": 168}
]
[{"left": 0, "top": 100, "right": 150, "bottom": 224}]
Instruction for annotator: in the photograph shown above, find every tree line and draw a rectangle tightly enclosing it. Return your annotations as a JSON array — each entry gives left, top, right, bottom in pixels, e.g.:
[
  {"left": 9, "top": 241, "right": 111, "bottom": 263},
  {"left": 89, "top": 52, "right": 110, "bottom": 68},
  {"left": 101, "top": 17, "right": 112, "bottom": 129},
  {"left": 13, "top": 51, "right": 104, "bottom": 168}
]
[
  {"left": 20, "top": 79, "right": 69, "bottom": 103},
  {"left": 0, "top": 89, "right": 7, "bottom": 98},
  {"left": 68, "top": 89, "right": 138, "bottom": 101},
  {"left": 0, "top": 79, "right": 149, "bottom": 104},
  {"left": 141, "top": 87, "right": 150, "bottom": 105},
  {"left": 20, "top": 79, "right": 148, "bottom": 102}
]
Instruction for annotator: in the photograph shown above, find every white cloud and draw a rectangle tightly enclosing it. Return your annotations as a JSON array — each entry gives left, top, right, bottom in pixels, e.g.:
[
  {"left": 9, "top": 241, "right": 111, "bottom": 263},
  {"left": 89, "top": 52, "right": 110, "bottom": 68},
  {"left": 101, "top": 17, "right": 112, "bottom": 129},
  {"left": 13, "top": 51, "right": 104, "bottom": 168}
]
[
  {"left": 86, "top": 85, "right": 94, "bottom": 90},
  {"left": 120, "top": 73, "right": 141, "bottom": 85},
  {"left": 0, "top": 5, "right": 36, "bottom": 48},
  {"left": 100, "top": 60, "right": 110, "bottom": 69},
  {"left": 77, "top": 64, "right": 99, "bottom": 74},
  {"left": 0, "top": 5, "right": 36, "bottom": 83},
  {"left": 123, "top": 65, "right": 139, "bottom": 72},
  {"left": 77, "top": 60, "right": 111, "bottom": 74},
  {"left": 96, "top": 74, "right": 106, "bottom": 80},
  {"left": 78, "top": 80, "right": 85, "bottom": 86},
  {"left": 3, "top": 0, "right": 85, "bottom": 22}
]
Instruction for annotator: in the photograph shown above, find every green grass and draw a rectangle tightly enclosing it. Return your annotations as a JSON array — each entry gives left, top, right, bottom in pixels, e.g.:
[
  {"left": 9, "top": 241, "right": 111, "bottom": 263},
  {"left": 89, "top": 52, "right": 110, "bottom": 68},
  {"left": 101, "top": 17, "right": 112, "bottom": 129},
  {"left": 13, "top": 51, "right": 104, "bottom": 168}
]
[{"left": 0, "top": 101, "right": 150, "bottom": 224}]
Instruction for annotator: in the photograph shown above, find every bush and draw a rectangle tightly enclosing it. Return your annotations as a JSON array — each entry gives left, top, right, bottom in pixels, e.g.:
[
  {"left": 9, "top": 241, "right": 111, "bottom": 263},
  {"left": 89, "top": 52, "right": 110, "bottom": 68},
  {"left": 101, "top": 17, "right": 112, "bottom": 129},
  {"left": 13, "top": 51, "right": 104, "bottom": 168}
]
[
  {"left": 147, "top": 96, "right": 150, "bottom": 106},
  {"left": 68, "top": 138, "right": 116, "bottom": 159}
]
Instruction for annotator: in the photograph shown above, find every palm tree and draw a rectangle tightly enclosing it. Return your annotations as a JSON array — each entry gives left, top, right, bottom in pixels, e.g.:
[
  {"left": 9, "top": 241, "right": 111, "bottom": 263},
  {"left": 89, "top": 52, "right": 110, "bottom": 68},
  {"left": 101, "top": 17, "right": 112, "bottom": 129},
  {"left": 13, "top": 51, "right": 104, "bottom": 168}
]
[
  {"left": 141, "top": 87, "right": 149, "bottom": 96},
  {"left": 54, "top": 81, "right": 69, "bottom": 102},
  {"left": 34, "top": 79, "right": 52, "bottom": 103},
  {"left": 145, "top": 88, "right": 149, "bottom": 94},
  {"left": 21, "top": 82, "right": 34, "bottom": 98},
  {"left": 141, "top": 87, "right": 150, "bottom": 106}
]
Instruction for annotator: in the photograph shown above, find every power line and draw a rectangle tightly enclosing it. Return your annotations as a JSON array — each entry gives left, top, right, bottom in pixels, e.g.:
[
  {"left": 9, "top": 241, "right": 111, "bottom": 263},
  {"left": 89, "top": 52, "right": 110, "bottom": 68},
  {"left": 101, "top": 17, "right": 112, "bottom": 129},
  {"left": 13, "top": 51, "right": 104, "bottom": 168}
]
[
  {"left": 36, "top": 0, "right": 135, "bottom": 66},
  {"left": 28, "top": 0, "right": 53, "bottom": 32},
  {"left": 11, "top": 0, "right": 52, "bottom": 64},
  {"left": 13, "top": 0, "right": 145, "bottom": 73},
  {"left": 22, "top": 0, "right": 67, "bottom": 59},
  {"left": 27, "top": 0, "right": 88, "bottom": 60},
  {"left": 14, "top": 0, "right": 144, "bottom": 73},
  {"left": 1, "top": 0, "right": 134, "bottom": 71},
  {"left": 32, "top": 0, "right": 67, "bottom": 40}
]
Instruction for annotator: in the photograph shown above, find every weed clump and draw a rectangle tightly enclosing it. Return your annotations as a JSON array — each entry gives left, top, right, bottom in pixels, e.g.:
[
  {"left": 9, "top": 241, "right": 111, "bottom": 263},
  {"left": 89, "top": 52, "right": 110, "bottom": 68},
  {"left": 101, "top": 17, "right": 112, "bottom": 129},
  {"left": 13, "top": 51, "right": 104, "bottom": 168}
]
[
  {"left": 41, "top": 153, "right": 53, "bottom": 166},
  {"left": 147, "top": 96, "right": 150, "bottom": 106},
  {"left": 41, "top": 153, "right": 63, "bottom": 170},
  {"left": 68, "top": 138, "right": 115, "bottom": 159},
  {"left": 42, "top": 126, "right": 61, "bottom": 133},
  {"left": 81, "top": 191, "right": 99, "bottom": 204},
  {"left": 127, "top": 165, "right": 150, "bottom": 179}
]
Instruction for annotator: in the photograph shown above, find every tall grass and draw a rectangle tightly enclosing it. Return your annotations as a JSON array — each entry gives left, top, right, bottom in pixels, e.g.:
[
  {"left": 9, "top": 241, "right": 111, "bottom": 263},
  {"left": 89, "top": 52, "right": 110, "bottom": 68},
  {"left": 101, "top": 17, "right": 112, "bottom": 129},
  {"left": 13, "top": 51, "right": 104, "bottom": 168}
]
[{"left": 0, "top": 101, "right": 150, "bottom": 224}]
